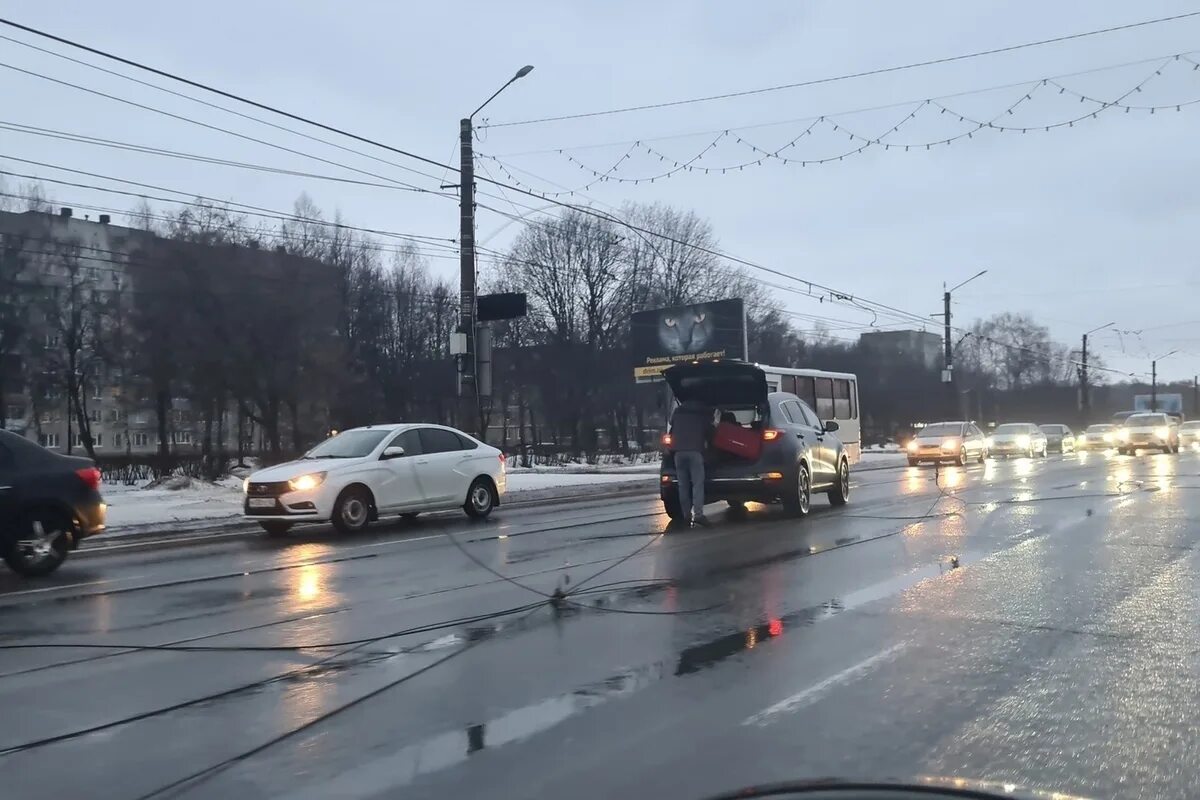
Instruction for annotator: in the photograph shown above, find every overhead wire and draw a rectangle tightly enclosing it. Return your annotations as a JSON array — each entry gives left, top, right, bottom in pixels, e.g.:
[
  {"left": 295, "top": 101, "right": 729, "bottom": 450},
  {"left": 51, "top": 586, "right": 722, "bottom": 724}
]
[{"left": 480, "top": 10, "right": 1200, "bottom": 127}]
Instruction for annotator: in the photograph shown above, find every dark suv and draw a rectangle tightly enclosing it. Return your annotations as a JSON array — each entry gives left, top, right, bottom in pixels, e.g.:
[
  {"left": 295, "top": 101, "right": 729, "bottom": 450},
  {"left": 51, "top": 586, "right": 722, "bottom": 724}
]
[
  {"left": 659, "top": 361, "right": 850, "bottom": 519},
  {"left": 0, "top": 429, "right": 106, "bottom": 576}
]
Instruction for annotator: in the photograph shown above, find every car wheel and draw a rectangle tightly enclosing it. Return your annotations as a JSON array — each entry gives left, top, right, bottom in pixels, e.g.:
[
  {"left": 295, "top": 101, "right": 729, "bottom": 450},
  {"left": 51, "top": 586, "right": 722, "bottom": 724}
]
[
  {"left": 783, "top": 462, "right": 812, "bottom": 518},
  {"left": 258, "top": 521, "right": 292, "bottom": 538},
  {"left": 955, "top": 447, "right": 967, "bottom": 467},
  {"left": 663, "top": 490, "right": 685, "bottom": 521},
  {"left": 464, "top": 477, "right": 495, "bottom": 519},
  {"left": 978, "top": 448, "right": 987, "bottom": 464},
  {"left": 828, "top": 459, "right": 850, "bottom": 507},
  {"left": 907, "top": 458, "right": 919, "bottom": 467},
  {"left": 726, "top": 500, "right": 746, "bottom": 512},
  {"left": 332, "top": 486, "right": 372, "bottom": 534},
  {"left": 3, "top": 509, "right": 72, "bottom": 577}
]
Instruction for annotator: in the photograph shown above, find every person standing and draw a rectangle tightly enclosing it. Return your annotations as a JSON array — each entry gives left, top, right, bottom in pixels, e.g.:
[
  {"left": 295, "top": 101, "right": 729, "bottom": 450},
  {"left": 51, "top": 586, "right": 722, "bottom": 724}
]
[{"left": 670, "top": 398, "right": 714, "bottom": 526}]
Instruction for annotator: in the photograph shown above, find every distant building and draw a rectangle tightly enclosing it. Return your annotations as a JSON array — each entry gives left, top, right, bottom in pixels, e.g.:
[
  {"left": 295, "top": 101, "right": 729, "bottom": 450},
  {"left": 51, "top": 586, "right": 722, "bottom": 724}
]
[{"left": 859, "top": 329, "right": 943, "bottom": 369}]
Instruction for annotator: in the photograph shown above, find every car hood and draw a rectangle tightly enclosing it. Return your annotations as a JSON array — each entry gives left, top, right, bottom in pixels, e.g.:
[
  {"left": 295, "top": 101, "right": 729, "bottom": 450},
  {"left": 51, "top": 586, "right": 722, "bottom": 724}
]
[
  {"left": 249, "top": 457, "right": 365, "bottom": 482},
  {"left": 991, "top": 433, "right": 1032, "bottom": 441},
  {"left": 914, "top": 435, "right": 958, "bottom": 444}
]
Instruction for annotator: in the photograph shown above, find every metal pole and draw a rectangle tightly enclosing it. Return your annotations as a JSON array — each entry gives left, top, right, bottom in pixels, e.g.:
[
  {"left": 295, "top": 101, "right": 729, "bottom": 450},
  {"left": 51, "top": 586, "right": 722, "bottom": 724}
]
[
  {"left": 458, "top": 116, "right": 477, "bottom": 434},
  {"left": 943, "top": 290, "right": 954, "bottom": 417},
  {"left": 1194, "top": 375, "right": 1198, "bottom": 418},
  {"left": 1080, "top": 333, "right": 1089, "bottom": 420},
  {"left": 1151, "top": 360, "right": 1158, "bottom": 411}
]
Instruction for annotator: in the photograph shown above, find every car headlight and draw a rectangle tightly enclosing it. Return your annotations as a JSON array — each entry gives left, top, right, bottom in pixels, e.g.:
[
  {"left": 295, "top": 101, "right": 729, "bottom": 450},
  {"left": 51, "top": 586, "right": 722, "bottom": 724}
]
[
  {"left": 1118, "top": 430, "right": 1130, "bottom": 442},
  {"left": 1016, "top": 435, "right": 1030, "bottom": 448},
  {"left": 1075, "top": 435, "right": 1086, "bottom": 444},
  {"left": 1156, "top": 427, "right": 1170, "bottom": 440},
  {"left": 288, "top": 472, "right": 327, "bottom": 492},
  {"left": 907, "top": 440, "right": 918, "bottom": 452},
  {"left": 941, "top": 438, "right": 960, "bottom": 451},
  {"left": 243, "top": 477, "right": 250, "bottom": 493},
  {"left": 1102, "top": 433, "right": 1113, "bottom": 443}
]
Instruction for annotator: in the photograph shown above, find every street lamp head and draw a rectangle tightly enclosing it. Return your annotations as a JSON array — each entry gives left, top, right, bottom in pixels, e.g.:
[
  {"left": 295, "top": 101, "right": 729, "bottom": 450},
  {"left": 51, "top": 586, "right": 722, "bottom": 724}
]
[{"left": 515, "top": 65, "right": 534, "bottom": 79}]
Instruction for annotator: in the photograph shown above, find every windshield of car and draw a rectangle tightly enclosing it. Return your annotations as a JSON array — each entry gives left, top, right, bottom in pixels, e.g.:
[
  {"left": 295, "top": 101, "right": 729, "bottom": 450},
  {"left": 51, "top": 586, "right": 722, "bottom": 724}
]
[
  {"left": 1125, "top": 413, "right": 1168, "bottom": 427},
  {"left": 916, "top": 423, "right": 962, "bottom": 438},
  {"left": 1086, "top": 424, "right": 1114, "bottom": 433},
  {"left": 994, "top": 424, "right": 1031, "bottom": 434},
  {"left": 1180, "top": 421, "right": 1200, "bottom": 430},
  {"left": 303, "top": 429, "right": 390, "bottom": 458}
]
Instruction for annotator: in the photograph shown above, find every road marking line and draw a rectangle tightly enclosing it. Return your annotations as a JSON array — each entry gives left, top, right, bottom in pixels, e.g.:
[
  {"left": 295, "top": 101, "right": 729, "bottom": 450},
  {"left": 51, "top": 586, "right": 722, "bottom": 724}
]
[{"left": 741, "top": 642, "right": 908, "bottom": 727}]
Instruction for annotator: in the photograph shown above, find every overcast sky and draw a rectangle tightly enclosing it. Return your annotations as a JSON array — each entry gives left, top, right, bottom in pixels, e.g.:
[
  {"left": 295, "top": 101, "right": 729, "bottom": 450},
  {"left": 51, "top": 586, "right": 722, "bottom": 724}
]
[{"left": 3, "top": 1, "right": 1200, "bottom": 382}]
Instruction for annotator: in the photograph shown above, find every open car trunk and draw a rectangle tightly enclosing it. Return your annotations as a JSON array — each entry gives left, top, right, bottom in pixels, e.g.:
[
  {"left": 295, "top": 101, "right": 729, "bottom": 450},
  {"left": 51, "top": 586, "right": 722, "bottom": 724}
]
[{"left": 664, "top": 361, "right": 770, "bottom": 464}]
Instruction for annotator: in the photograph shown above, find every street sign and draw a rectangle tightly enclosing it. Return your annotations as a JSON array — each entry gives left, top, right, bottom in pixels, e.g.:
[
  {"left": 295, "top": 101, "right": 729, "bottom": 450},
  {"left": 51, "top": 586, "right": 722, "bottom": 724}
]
[{"left": 478, "top": 292, "right": 527, "bottom": 321}]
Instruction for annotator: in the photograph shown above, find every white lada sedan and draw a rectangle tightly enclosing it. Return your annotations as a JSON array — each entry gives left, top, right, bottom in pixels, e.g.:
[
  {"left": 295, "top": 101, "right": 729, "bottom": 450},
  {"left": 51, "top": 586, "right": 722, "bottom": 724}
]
[{"left": 243, "top": 424, "right": 506, "bottom": 536}]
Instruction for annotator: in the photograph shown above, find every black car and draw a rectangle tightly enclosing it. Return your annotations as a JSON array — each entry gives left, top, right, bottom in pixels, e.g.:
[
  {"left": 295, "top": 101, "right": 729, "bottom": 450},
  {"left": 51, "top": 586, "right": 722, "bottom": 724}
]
[
  {"left": 0, "top": 429, "right": 106, "bottom": 576},
  {"left": 659, "top": 361, "right": 850, "bottom": 519}
]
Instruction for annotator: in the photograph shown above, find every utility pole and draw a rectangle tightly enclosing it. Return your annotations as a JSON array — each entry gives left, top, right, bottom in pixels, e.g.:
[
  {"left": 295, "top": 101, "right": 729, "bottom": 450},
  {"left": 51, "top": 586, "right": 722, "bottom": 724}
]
[
  {"left": 1150, "top": 349, "right": 1179, "bottom": 413},
  {"left": 1079, "top": 322, "right": 1113, "bottom": 424},
  {"left": 457, "top": 116, "right": 477, "bottom": 434},
  {"left": 455, "top": 65, "right": 534, "bottom": 436},
  {"left": 1194, "top": 375, "right": 1198, "bottom": 418},
  {"left": 943, "top": 289, "right": 953, "bottom": 418},
  {"left": 939, "top": 269, "right": 987, "bottom": 420}
]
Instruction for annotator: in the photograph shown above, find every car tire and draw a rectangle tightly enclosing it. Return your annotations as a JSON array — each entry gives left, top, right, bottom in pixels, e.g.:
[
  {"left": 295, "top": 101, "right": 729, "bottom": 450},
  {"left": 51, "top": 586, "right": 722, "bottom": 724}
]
[
  {"left": 978, "top": 448, "right": 987, "bottom": 464},
  {"left": 955, "top": 448, "right": 967, "bottom": 467},
  {"left": 907, "top": 458, "right": 919, "bottom": 467},
  {"left": 662, "top": 490, "right": 685, "bottom": 521},
  {"left": 332, "top": 486, "right": 372, "bottom": 534},
  {"left": 258, "top": 521, "right": 292, "bottom": 538},
  {"left": 783, "top": 462, "right": 812, "bottom": 518},
  {"left": 827, "top": 459, "right": 850, "bottom": 507},
  {"left": 3, "top": 508, "right": 72, "bottom": 577},
  {"left": 464, "top": 477, "right": 495, "bottom": 519},
  {"left": 726, "top": 500, "right": 746, "bottom": 512}
]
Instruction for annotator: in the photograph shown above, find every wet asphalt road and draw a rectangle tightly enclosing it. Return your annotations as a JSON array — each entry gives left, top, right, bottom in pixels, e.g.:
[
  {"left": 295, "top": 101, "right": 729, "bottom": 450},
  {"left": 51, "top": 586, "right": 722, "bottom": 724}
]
[{"left": 2, "top": 451, "right": 1200, "bottom": 799}]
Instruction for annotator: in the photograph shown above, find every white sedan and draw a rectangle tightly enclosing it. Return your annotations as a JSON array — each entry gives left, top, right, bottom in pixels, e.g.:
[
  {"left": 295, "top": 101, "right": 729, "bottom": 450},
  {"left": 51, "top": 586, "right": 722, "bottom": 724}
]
[{"left": 243, "top": 423, "right": 506, "bottom": 536}]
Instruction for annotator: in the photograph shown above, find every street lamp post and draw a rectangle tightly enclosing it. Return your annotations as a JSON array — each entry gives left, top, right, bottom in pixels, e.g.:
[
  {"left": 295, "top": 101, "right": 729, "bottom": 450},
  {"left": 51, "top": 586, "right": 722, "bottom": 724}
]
[
  {"left": 1080, "top": 321, "right": 1114, "bottom": 422},
  {"left": 457, "top": 65, "right": 534, "bottom": 436},
  {"left": 1151, "top": 349, "right": 1179, "bottom": 411},
  {"left": 940, "top": 269, "right": 987, "bottom": 418}
]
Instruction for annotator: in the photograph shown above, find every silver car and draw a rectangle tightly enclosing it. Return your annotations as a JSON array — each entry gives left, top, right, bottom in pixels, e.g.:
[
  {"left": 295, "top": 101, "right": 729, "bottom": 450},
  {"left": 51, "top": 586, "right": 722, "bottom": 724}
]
[
  {"left": 1179, "top": 420, "right": 1200, "bottom": 450},
  {"left": 906, "top": 421, "right": 988, "bottom": 466},
  {"left": 1076, "top": 423, "right": 1117, "bottom": 451},
  {"left": 1116, "top": 412, "right": 1179, "bottom": 455},
  {"left": 988, "top": 423, "right": 1048, "bottom": 458}
]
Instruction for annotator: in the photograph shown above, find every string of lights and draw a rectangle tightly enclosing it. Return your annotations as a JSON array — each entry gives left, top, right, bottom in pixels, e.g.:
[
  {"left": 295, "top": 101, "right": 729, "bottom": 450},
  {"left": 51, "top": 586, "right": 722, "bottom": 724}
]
[{"left": 482, "top": 53, "right": 1200, "bottom": 194}]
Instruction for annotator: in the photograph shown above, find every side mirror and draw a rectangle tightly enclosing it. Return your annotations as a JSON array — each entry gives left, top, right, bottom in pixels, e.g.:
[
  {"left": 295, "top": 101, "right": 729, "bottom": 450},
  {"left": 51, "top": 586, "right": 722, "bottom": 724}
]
[
  {"left": 381, "top": 446, "right": 405, "bottom": 460},
  {"left": 823, "top": 420, "right": 840, "bottom": 433}
]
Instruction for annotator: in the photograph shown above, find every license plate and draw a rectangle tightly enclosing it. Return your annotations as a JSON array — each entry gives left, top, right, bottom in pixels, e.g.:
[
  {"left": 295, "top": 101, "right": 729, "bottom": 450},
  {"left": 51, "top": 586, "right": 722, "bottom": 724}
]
[{"left": 248, "top": 498, "right": 276, "bottom": 509}]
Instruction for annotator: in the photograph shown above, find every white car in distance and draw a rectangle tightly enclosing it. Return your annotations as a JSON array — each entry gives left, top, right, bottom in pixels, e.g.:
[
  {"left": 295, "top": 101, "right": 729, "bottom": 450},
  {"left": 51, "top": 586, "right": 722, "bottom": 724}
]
[{"left": 243, "top": 424, "right": 506, "bottom": 536}]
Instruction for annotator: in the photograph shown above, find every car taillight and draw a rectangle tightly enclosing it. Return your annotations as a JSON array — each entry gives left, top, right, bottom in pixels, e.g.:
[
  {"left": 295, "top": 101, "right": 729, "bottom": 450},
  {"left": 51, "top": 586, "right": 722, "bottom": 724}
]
[
  {"left": 661, "top": 433, "right": 673, "bottom": 448},
  {"left": 762, "top": 429, "right": 783, "bottom": 442},
  {"left": 75, "top": 466, "right": 101, "bottom": 491}
]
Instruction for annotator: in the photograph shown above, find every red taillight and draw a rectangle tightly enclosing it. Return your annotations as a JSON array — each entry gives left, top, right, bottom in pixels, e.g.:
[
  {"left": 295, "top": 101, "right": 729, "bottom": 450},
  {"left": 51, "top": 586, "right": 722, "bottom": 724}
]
[
  {"left": 762, "top": 429, "right": 783, "bottom": 442},
  {"left": 661, "top": 433, "right": 673, "bottom": 448},
  {"left": 75, "top": 466, "right": 101, "bottom": 491}
]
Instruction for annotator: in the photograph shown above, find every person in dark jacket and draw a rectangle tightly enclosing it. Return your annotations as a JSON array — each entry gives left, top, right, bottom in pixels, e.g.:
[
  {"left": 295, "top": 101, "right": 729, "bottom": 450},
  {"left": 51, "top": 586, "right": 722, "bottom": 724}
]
[{"left": 670, "top": 399, "right": 715, "bottom": 526}]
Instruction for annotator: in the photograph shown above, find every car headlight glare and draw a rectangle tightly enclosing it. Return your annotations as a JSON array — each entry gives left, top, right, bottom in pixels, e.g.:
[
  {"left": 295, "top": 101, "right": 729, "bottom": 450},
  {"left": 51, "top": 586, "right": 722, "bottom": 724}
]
[
  {"left": 941, "top": 438, "right": 960, "bottom": 451},
  {"left": 288, "top": 472, "right": 327, "bottom": 492},
  {"left": 1102, "top": 433, "right": 1113, "bottom": 443},
  {"left": 1016, "top": 435, "right": 1030, "bottom": 448},
  {"left": 907, "top": 440, "right": 918, "bottom": 452},
  {"left": 1156, "top": 426, "right": 1170, "bottom": 440},
  {"left": 1118, "top": 430, "right": 1130, "bottom": 442}
]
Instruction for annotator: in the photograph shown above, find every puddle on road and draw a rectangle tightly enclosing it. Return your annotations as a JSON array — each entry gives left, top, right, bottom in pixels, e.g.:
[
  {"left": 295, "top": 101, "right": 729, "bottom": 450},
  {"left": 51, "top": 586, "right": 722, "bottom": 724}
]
[{"left": 293, "top": 558, "right": 966, "bottom": 796}]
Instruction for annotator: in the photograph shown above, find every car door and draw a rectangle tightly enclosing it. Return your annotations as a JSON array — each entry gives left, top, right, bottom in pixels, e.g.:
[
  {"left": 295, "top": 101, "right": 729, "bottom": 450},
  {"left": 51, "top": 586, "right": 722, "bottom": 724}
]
[
  {"left": 416, "top": 427, "right": 469, "bottom": 505},
  {"left": 793, "top": 399, "right": 835, "bottom": 487},
  {"left": 374, "top": 428, "right": 424, "bottom": 511},
  {"left": 964, "top": 424, "right": 983, "bottom": 458}
]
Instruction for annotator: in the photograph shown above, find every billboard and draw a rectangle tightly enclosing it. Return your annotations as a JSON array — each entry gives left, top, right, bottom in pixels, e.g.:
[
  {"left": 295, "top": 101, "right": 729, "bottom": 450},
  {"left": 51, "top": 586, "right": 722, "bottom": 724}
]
[
  {"left": 1134, "top": 393, "right": 1183, "bottom": 414},
  {"left": 631, "top": 298, "right": 747, "bottom": 381}
]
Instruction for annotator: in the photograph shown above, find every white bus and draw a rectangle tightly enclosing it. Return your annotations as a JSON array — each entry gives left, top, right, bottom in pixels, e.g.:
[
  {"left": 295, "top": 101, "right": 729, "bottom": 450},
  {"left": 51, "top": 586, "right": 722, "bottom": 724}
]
[{"left": 758, "top": 366, "right": 861, "bottom": 464}]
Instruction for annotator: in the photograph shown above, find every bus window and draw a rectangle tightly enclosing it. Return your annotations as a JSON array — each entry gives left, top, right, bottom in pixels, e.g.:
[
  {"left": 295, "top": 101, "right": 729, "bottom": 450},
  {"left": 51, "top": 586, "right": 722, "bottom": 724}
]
[
  {"left": 833, "top": 378, "right": 852, "bottom": 419},
  {"left": 781, "top": 375, "right": 797, "bottom": 395},
  {"left": 815, "top": 377, "right": 834, "bottom": 421},
  {"left": 795, "top": 376, "right": 815, "bottom": 409}
]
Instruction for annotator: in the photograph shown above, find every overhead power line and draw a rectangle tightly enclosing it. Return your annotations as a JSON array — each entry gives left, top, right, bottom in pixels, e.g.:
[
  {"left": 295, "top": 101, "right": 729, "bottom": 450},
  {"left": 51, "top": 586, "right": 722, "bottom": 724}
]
[
  {"left": 479, "top": 10, "right": 1200, "bottom": 127},
  {"left": 0, "top": 18, "right": 1148, "bottom": 378}
]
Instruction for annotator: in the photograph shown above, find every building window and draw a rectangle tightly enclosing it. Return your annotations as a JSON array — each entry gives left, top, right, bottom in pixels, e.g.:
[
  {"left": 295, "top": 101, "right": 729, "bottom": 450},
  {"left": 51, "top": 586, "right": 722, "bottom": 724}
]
[
  {"left": 44, "top": 332, "right": 60, "bottom": 349},
  {"left": 39, "top": 433, "right": 60, "bottom": 448},
  {"left": 93, "top": 433, "right": 103, "bottom": 448},
  {"left": 89, "top": 408, "right": 101, "bottom": 422},
  {"left": 132, "top": 432, "right": 149, "bottom": 447},
  {"left": 173, "top": 431, "right": 193, "bottom": 445},
  {"left": 112, "top": 433, "right": 121, "bottom": 448},
  {"left": 92, "top": 384, "right": 103, "bottom": 400}
]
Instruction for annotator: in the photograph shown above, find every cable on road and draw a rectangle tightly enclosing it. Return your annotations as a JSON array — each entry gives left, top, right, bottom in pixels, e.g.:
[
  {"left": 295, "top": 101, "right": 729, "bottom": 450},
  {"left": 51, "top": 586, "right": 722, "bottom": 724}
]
[{"left": 0, "top": 600, "right": 548, "bottom": 757}]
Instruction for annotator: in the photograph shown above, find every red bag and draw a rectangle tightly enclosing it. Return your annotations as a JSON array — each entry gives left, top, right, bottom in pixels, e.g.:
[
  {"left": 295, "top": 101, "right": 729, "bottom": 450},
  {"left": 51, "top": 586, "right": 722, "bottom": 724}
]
[{"left": 713, "top": 421, "right": 762, "bottom": 460}]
